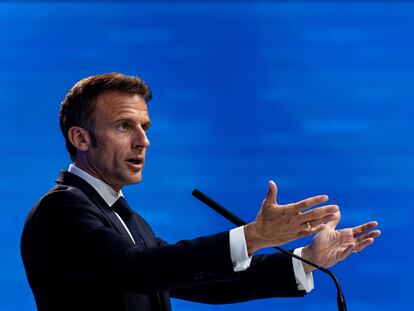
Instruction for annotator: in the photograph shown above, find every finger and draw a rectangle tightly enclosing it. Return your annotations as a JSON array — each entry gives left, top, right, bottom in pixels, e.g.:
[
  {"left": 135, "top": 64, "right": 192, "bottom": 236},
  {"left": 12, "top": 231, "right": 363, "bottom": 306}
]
[
  {"left": 299, "top": 223, "right": 326, "bottom": 238},
  {"left": 312, "top": 223, "right": 326, "bottom": 234},
  {"left": 293, "top": 195, "right": 329, "bottom": 212},
  {"left": 339, "top": 244, "right": 355, "bottom": 261},
  {"left": 264, "top": 180, "right": 278, "bottom": 205},
  {"left": 356, "top": 230, "right": 381, "bottom": 243},
  {"left": 355, "top": 238, "right": 374, "bottom": 253},
  {"left": 352, "top": 221, "right": 378, "bottom": 236},
  {"left": 299, "top": 205, "right": 339, "bottom": 223},
  {"left": 306, "top": 213, "right": 338, "bottom": 229}
]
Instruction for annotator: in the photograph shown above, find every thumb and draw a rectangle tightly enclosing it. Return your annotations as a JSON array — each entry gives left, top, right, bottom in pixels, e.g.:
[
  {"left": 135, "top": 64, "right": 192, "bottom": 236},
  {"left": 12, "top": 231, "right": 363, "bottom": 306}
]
[
  {"left": 326, "top": 211, "right": 341, "bottom": 229},
  {"left": 264, "top": 180, "right": 278, "bottom": 205}
]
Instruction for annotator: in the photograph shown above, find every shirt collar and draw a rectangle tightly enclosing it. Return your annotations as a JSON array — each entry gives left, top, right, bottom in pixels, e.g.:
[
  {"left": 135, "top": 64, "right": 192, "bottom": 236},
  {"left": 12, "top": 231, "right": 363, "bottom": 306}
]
[{"left": 68, "top": 164, "right": 123, "bottom": 207}]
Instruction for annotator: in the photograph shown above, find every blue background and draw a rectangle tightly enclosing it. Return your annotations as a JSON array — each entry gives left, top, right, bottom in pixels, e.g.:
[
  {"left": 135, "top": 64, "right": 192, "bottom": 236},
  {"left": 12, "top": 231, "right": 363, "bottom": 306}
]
[{"left": 1, "top": 1, "right": 411, "bottom": 310}]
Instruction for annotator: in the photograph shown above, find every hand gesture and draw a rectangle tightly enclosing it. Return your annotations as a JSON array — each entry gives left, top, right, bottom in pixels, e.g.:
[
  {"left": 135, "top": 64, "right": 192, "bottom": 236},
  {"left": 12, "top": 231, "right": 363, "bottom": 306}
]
[
  {"left": 301, "top": 211, "right": 381, "bottom": 273},
  {"left": 244, "top": 180, "right": 339, "bottom": 254}
]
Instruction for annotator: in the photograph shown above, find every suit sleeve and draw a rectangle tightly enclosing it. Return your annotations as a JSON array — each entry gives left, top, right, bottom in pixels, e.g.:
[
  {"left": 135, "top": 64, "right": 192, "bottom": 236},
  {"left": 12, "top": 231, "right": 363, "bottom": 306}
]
[
  {"left": 156, "top": 238, "right": 306, "bottom": 304},
  {"left": 23, "top": 189, "right": 238, "bottom": 294}
]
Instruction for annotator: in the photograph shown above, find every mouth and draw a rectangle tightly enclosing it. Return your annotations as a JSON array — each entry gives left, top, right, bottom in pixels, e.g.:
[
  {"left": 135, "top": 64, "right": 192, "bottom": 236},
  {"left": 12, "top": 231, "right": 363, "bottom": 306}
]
[{"left": 126, "top": 157, "right": 144, "bottom": 170}]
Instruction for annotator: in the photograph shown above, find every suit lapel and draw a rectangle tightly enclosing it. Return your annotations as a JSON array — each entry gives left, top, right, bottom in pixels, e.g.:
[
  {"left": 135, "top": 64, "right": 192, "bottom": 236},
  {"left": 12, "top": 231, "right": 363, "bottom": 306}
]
[
  {"left": 55, "top": 171, "right": 134, "bottom": 242},
  {"left": 56, "top": 171, "right": 170, "bottom": 310}
]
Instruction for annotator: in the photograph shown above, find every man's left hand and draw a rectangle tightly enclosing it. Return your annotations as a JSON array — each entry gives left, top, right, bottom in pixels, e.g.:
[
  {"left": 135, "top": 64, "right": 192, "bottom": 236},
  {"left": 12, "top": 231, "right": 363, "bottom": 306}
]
[{"left": 301, "top": 212, "right": 381, "bottom": 274}]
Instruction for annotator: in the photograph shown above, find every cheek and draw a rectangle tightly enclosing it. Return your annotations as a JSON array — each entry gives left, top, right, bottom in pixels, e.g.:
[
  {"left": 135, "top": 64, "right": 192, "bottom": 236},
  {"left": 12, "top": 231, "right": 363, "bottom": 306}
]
[
  {"left": 94, "top": 140, "right": 117, "bottom": 165},
  {"left": 95, "top": 133, "right": 130, "bottom": 166},
  {"left": 108, "top": 143, "right": 127, "bottom": 165}
]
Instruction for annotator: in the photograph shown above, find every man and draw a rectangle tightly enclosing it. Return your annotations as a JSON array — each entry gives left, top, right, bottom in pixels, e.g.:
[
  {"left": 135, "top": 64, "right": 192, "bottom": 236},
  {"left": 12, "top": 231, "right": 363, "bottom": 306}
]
[{"left": 21, "top": 73, "right": 380, "bottom": 311}]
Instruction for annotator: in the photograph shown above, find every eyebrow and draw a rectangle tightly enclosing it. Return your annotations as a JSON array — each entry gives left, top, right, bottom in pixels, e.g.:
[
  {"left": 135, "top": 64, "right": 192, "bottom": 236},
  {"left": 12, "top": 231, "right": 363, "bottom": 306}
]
[{"left": 113, "top": 117, "right": 152, "bottom": 127}]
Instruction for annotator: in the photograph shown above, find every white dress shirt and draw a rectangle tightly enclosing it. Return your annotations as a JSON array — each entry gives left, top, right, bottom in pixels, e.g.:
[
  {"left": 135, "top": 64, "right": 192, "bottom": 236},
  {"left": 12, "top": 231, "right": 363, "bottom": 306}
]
[{"left": 68, "top": 164, "right": 314, "bottom": 292}]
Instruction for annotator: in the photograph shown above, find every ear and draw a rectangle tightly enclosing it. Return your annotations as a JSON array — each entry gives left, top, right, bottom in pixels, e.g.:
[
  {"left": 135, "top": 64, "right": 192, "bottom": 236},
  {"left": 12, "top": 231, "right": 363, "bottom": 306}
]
[{"left": 67, "top": 126, "right": 92, "bottom": 153}]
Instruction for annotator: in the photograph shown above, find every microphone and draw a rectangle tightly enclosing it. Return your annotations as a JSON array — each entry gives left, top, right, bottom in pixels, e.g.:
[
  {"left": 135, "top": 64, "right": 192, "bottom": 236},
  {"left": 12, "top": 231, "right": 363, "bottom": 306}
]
[{"left": 192, "top": 188, "right": 347, "bottom": 311}]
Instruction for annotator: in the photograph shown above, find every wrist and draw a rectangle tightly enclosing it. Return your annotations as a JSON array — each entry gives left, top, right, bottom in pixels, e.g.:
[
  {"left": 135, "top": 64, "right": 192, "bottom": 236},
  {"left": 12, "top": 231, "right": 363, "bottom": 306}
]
[
  {"left": 244, "top": 223, "right": 262, "bottom": 255},
  {"left": 301, "top": 246, "right": 317, "bottom": 274}
]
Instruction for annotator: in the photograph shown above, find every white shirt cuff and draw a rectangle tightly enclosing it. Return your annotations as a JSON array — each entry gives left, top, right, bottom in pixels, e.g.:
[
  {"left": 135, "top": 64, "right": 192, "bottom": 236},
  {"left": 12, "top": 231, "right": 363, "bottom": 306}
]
[
  {"left": 229, "top": 226, "right": 252, "bottom": 272},
  {"left": 293, "top": 247, "right": 314, "bottom": 292}
]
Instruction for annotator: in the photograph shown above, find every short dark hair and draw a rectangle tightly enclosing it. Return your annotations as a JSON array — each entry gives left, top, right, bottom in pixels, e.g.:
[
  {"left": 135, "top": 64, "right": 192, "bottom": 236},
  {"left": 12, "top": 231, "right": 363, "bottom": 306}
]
[{"left": 59, "top": 73, "right": 152, "bottom": 161}]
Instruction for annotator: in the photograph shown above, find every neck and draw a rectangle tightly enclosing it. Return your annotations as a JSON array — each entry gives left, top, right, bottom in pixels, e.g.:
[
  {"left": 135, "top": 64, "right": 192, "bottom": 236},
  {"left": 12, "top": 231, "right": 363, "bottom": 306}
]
[{"left": 73, "top": 160, "right": 121, "bottom": 193}]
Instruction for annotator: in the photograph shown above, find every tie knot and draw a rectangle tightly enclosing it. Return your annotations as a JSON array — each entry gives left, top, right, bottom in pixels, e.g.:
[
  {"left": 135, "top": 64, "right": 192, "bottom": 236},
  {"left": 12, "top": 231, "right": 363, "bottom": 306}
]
[{"left": 112, "top": 197, "right": 134, "bottom": 219}]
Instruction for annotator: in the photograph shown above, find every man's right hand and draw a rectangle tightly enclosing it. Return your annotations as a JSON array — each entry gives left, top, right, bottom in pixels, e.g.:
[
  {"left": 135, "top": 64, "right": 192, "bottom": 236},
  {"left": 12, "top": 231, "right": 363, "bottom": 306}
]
[{"left": 244, "top": 180, "right": 339, "bottom": 255}]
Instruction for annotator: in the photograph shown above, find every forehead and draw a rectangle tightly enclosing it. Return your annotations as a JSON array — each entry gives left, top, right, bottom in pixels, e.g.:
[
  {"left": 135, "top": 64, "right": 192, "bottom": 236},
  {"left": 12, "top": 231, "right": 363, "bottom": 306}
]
[{"left": 94, "top": 90, "right": 149, "bottom": 119}]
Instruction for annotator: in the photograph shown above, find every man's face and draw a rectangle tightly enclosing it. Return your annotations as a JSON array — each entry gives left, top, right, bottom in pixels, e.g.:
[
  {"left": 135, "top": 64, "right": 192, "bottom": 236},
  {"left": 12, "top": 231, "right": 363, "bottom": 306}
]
[{"left": 84, "top": 90, "right": 151, "bottom": 190}]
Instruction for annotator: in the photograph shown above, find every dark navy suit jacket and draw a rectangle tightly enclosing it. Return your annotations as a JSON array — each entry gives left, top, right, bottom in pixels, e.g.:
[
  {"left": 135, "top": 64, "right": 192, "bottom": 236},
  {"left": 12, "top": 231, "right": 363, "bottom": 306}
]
[{"left": 21, "top": 171, "right": 305, "bottom": 311}]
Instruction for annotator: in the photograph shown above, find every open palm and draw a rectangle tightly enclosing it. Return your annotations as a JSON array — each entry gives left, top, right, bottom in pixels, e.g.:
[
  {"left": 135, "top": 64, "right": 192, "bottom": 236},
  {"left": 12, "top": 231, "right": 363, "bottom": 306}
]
[{"left": 303, "top": 212, "right": 381, "bottom": 273}]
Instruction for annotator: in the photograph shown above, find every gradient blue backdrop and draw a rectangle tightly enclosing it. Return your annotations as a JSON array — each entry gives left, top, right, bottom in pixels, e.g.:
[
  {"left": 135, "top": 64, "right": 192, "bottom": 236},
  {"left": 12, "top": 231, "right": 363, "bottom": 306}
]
[{"left": 1, "top": 1, "right": 411, "bottom": 310}]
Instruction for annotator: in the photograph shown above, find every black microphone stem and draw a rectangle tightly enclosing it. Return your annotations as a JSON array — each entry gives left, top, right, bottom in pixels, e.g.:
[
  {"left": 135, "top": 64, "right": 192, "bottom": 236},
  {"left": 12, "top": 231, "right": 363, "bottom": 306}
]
[{"left": 192, "top": 188, "right": 347, "bottom": 311}]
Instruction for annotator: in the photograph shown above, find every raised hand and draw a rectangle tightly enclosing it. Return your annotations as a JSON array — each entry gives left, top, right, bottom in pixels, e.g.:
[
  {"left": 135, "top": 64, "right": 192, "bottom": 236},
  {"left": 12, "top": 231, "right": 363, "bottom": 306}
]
[
  {"left": 301, "top": 211, "right": 381, "bottom": 273},
  {"left": 244, "top": 180, "right": 339, "bottom": 254}
]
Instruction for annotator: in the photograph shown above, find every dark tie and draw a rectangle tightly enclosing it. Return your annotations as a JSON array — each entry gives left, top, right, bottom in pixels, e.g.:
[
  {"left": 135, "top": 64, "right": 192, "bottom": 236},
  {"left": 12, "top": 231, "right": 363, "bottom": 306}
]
[
  {"left": 112, "top": 197, "right": 165, "bottom": 310},
  {"left": 112, "top": 196, "right": 145, "bottom": 246}
]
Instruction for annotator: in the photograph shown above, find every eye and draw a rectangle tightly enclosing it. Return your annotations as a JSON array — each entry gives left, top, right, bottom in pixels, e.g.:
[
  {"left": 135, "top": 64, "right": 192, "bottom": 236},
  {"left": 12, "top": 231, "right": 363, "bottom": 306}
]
[
  {"left": 142, "top": 124, "right": 150, "bottom": 132},
  {"left": 117, "top": 122, "right": 130, "bottom": 131}
]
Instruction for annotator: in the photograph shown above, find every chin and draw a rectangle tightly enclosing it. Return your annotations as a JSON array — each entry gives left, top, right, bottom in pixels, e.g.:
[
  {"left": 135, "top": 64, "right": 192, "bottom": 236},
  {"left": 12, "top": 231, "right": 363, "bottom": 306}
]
[
  {"left": 119, "top": 169, "right": 143, "bottom": 187},
  {"left": 128, "top": 174, "right": 143, "bottom": 185}
]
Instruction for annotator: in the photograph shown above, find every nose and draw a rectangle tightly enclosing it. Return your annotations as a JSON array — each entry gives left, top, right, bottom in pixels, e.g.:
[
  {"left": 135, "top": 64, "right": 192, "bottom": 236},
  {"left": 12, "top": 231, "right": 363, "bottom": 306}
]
[{"left": 132, "top": 126, "right": 150, "bottom": 149}]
